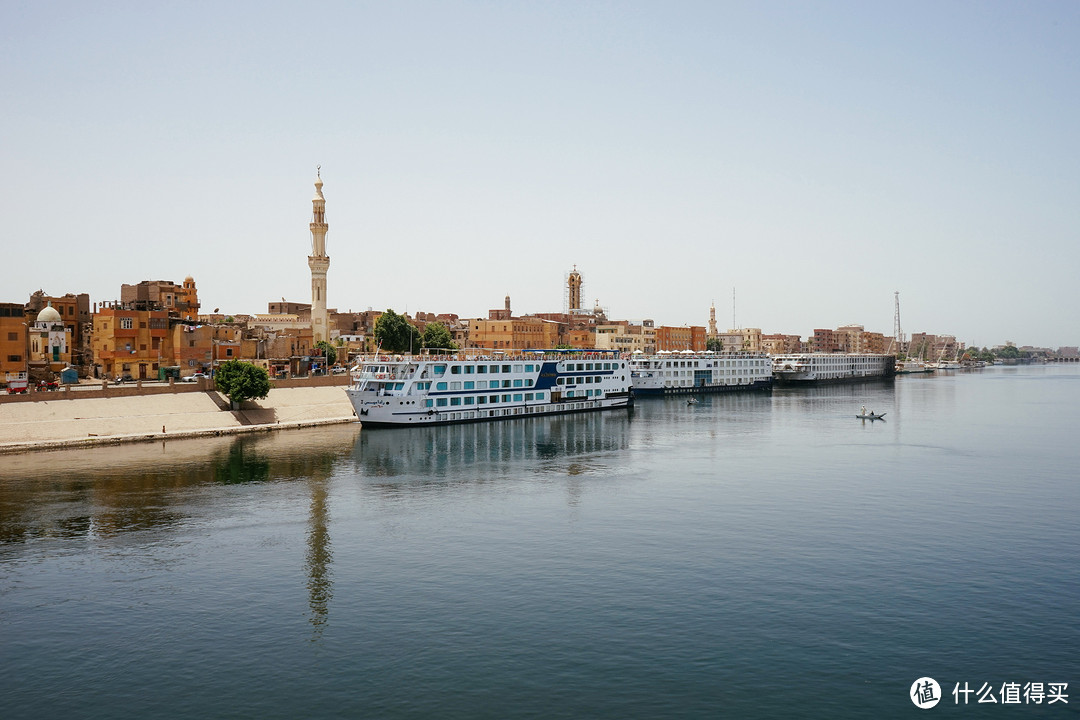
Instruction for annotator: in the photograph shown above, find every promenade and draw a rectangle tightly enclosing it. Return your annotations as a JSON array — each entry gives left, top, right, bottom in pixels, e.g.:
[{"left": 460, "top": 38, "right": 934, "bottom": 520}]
[{"left": 0, "top": 385, "right": 357, "bottom": 454}]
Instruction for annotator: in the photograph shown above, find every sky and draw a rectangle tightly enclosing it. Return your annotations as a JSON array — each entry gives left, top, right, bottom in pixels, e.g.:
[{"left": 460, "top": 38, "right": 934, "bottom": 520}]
[{"left": 2, "top": 1, "right": 1078, "bottom": 348}]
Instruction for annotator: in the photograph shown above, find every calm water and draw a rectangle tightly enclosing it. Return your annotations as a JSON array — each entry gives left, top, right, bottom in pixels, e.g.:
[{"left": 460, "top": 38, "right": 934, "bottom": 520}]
[{"left": 2, "top": 365, "right": 1078, "bottom": 718}]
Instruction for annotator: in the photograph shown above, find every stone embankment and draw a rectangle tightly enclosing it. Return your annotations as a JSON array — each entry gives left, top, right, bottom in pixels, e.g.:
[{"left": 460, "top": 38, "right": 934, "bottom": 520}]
[{"left": 0, "top": 382, "right": 357, "bottom": 455}]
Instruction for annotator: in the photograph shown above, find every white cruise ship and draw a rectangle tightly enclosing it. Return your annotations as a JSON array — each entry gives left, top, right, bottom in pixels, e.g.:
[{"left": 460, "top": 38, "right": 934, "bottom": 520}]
[
  {"left": 629, "top": 352, "right": 773, "bottom": 395},
  {"left": 771, "top": 353, "right": 896, "bottom": 384},
  {"left": 346, "top": 351, "right": 633, "bottom": 427}
]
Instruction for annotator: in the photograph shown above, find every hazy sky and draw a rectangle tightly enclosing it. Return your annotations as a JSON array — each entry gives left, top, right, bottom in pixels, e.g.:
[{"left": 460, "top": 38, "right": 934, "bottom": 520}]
[{"left": 3, "top": 1, "right": 1078, "bottom": 348}]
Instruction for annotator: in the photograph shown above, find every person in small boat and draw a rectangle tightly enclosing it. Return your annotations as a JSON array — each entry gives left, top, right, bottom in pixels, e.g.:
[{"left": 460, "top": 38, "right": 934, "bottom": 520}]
[{"left": 861, "top": 405, "right": 867, "bottom": 416}]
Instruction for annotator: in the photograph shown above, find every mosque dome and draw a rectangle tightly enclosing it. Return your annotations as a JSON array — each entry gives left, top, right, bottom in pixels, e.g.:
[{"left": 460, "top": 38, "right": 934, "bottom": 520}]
[{"left": 36, "top": 304, "right": 62, "bottom": 324}]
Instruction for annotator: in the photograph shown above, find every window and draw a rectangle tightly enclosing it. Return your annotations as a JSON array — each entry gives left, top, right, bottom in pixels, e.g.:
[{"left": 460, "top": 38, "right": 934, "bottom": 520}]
[
  {"left": 6, "top": 332, "right": 16, "bottom": 341},
  {"left": 7, "top": 355, "right": 21, "bottom": 362},
  {"left": 525, "top": 393, "right": 534, "bottom": 401},
  {"left": 436, "top": 382, "right": 448, "bottom": 390},
  {"left": 436, "top": 398, "right": 448, "bottom": 407},
  {"left": 502, "top": 365, "right": 511, "bottom": 373},
  {"left": 502, "top": 380, "right": 511, "bottom": 388},
  {"left": 464, "top": 397, "right": 475, "bottom": 405},
  {"left": 450, "top": 397, "right": 461, "bottom": 406},
  {"left": 513, "top": 379, "right": 523, "bottom": 388},
  {"left": 501, "top": 394, "right": 511, "bottom": 402},
  {"left": 478, "top": 365, "right": 487, "bottom": 374},
  {"left": 120, "top": 317, "right": 133, "bottom": 329},
  {"left": 464, "top": 381, "right": 474, "bottom": 390},
  {"left": 513, "top": 364, "right": 522, "bottom": 372},
  {"left": 464, "top": 365, "right": 474, "bottom": 374},
  {"left": 451, "top": 365, "right": 461, "bottom": 374},
  {"left": 513, "top": 394, "right": 523, "bottom": 402},
  {"left": 489, "top": 395, "right": 499, "bottom": 404},
  {"left": 450, "top": 381, "right": 461, "bottom": 390},
  {"left": 226, "top": 348, "right": 233, "bottom": 357},
  {"left": 477, "top": 380, "right": 487, "bottom": 389}
]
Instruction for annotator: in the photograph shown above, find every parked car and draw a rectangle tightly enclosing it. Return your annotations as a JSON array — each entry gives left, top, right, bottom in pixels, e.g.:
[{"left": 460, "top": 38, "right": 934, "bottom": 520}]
[{"left": 331, "top": 366, "right": 348, "bottom": 374}]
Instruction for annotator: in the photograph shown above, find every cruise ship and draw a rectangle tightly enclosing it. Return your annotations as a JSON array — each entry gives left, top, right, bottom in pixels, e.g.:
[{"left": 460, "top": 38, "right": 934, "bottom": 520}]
[
  {"left": 771, "top": 353, "right": 896, "bottom": 384},
  {"left": 629, "top": 352, "right": 773, "bottom": 395},
  {"left": 346, "top": 351, "right": 633, "bottom": 427}
]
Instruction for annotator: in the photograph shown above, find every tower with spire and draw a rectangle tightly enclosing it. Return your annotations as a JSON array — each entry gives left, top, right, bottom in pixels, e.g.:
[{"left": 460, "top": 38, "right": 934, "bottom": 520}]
[
  {"left": 708, "top": 301, "right": 718, "bottom": 339},
  {"left": 308, "top": 168, "right": 330, "bottom": 345},
  {"left": 567, "top": 266, "right": 582, "bottom": 313}
]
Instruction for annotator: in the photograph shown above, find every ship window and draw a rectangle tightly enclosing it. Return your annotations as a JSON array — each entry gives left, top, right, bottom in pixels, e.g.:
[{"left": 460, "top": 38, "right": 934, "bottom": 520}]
[
  {"left": 513, "top": 379, "right": 523, "bottom": 388},
  {"left": 513, "top": 394, "right": 523, "bottom": 402},
  {"left": 502, "top": 394, "right": 511, "bottom": 402},
  {"left": 464, "top": 365, "right": 474, "bottom": 374},
  {"left": 525, "top": 364, "right": 535, "bottom": 372},
  {"left": 478, "top": 365, "right": 487, "bottom": 373},
  {"left": 450, "top": 397, "right": 461, "bottom": 406},
  {"left": 513, "top": 364, "right": 523, "bottom": 373},
  {"left": 557, "top": 378, "right": 564, "bottom": 385},
  {"left": 502, "top": 365, "right": 511, "bottom": 373},
  {"left": 536, "top": 392, "right": 545, "bottom": 400},
  {"left": 525, "top": 393, "right": 534, "bottom": 401},
  {"left": 450, "top": 381, "right": 461, "bottom": 390},
  {"left": 436, "top": 398, "right": 448, "bottom": 407},
  {"left": 489, "top": 395, "right": 499, "bottom": 403},
  {"left": 433, "top": 364, "right": 446, "bottom": 375},
  {"left": 425, "top": 399, "right": 433, "bottom": 407},
  {"left": 464, "top": 381, "right": 474, "bottom": 389},
  {"left": 526, "top": 379, "right": 533, "bottom": 387},
  {"left": 451, "top": 365, "right": 461, "bottom": 374},
  {"left": 464, "top": 397, "right": 475, "bottom": 405},
  {"left": 502, "top": 380, "right": 511, "bottom": 388},
  {"left": 436, "top": 382, "right": 447, "bottom": 390},
  {"left": 477, "top": 380, "right": 488, "bottom": 389},
  {"left": 478, "top": 396, "right": 487, "bottom": 404}
]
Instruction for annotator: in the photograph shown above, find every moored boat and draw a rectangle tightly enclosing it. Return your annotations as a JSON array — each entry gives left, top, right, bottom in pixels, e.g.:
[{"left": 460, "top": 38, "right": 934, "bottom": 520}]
[
  {"left": 346, "top": 350, "right": 633, "bottom": 427},
  {"left": 629, "top": 351, "right": 773, "bottom": 396},
  {"left": 771, "top": 353, "right": 896, "bottom": 384}
]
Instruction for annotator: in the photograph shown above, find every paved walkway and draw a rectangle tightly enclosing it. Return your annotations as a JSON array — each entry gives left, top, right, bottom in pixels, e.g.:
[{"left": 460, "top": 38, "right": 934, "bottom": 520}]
[{"left": 0, "top": 387, "right": 357, "bottom": 454}]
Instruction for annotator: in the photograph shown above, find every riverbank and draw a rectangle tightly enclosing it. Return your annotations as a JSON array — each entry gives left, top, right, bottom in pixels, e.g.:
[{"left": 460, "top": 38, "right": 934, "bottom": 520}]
[{"left": 0, "top": 386, "right": 357, "bottom": 455}]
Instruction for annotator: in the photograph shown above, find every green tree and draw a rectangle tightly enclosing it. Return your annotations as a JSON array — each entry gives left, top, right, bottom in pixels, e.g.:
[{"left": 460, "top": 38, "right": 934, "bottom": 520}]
[
  {"left": 421, "top": 322, "right": 457, "bottom": 351},
  {"left": 315, "top": 340, "right": 337, "bottom": 366},
  {"left": 214, "top": 360, "right": 271, "bottom": 410},
  {"left": 706, "top": 337, "right": 724, "bottom": 352},
  {"left": 373, "top": 309, "right": 420, "bottom": 353}
]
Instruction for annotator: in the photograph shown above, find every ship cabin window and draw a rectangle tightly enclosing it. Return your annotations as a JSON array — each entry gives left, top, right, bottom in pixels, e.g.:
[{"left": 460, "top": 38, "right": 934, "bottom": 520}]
[
  {"left": 478, "top": 396, "right": 487, "bottom": 404},
  {"left": 513, "top": 394, "right": 523, "bottom": 402},
  {"left": 436, "top": 398, "right": 448, "bottom": 407},
  {"left": 464, "top": 381, "right": 474, "bottom": 390},
  {"left": 489, "top": 365, "right": 500, "bottom": 373},
  {"left": 393, "top": 383, "right": 404, "bottom": 391},
  {"left": 525, "top": 379, "right": 533, "bottom": 387},
  {"left": 464, "top": 365, "right": 475, "bottom": 374},
  {"left": 502, "top": 380, "right": 512, "bottom": 388},
  {"left": 536, "top": 392, "right": 545, "bottom": 400},
  {"left": 450, "top": 382, "right": 461, "bottom": 390},
  {"left": 478, "top": 366, "right": 487, "bottom": 373},
  {"left": 433, "top": 365, "right": 446, "bottom": 375},
  {"left": 557, "top": 377, "right": 564, "bottom": 385},
  {"left": 525, "top": 393, "right": 534, "bottom": 401},
  {"left": 425, "top": 399, "right": 433, "bottom": 407},
  {"left": 436, "top": 382, "right": 448, "bottom": 390},
  {"left": 513, "top": 379, "right": 523, "bottom": 388},
  {"left": 501, "top": 394, "right": 511, "bottom": 402},
  {"left": 489, "top": 395, "right": 499, "bottom": 404},
  {"left": 525, "top": 364, "right": 535, "bottom": 372},
  {"left": 502, "top": 365, "right": 511, "bottom": 373},
  {"left": 513, "top": 364, "right": 523, "bottom": 373},
  {"left": 451, "top": 365, "right": 461, "bottom": 374},
  {"left": 477, "top": 380, "right": 488, "bottom": 389},
  {"left": 450, "top": 397, "right": 461, "bottom": 406},
  {"left": 464, "top": 397, "right": 475, "bottom": 405}
]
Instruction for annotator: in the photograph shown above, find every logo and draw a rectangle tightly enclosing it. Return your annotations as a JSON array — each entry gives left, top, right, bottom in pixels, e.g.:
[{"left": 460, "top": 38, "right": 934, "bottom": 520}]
[{"left": 912, "top": 677, "right": 942, "bottom": 709}]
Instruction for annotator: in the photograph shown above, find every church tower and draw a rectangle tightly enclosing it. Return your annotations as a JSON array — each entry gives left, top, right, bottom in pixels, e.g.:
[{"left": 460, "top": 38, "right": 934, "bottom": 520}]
[
  {"left": 308, "top": 169, "right": 330, "bottom": 344},
  {"left": 567, "top": 266, "right": 582, "bottom": 313}
]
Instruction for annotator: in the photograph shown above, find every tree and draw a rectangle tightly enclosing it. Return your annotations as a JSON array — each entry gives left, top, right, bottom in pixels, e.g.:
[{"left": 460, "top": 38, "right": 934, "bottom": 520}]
[
  {"left": 214, "top": 360, "right": 271, "bottom": 410},
  {"left": 373, "top": 309, "right": 420, "bottom": 353},
  {"left": 706, "top": 337, "right": 724, "bottom": 352},
  {"left": 315, "top": 340, "right": 337, "bottom": 366},
  {"left": 421, "top": 322, "right": 457, "bottom": 351}
]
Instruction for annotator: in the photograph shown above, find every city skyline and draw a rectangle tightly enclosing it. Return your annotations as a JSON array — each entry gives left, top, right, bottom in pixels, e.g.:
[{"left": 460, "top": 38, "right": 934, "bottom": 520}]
[{"left": 3, "top": 2, "right": 1078, "bottom": 348}]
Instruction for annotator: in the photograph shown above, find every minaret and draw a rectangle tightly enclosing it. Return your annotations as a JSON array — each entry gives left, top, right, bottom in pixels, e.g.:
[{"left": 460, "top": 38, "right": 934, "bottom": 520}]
[
  {"left": 567, "top": 266, "right": 582, "bottom": 313},
  {"left": 708, "top": 302, "right": 717, "bottom": 339},
  {"left": 308, "top": 168, "right": 330, "bottom": 344}
]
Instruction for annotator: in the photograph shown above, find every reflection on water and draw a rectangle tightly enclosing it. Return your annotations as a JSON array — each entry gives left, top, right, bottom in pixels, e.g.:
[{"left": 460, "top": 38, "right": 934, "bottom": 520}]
[
  {"left": 351, "top": 411, "right": 634, "bottom": 482},
  {"left": 0, "top": 425, "right": 362, "bottom": 546}
]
